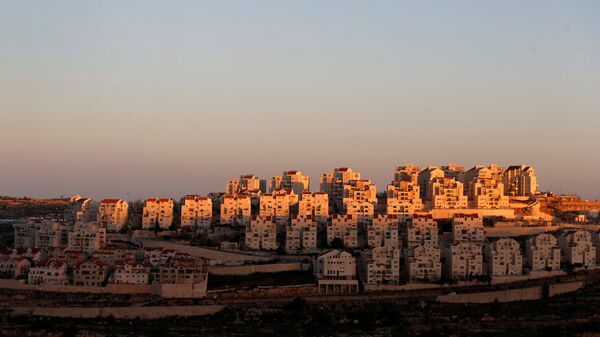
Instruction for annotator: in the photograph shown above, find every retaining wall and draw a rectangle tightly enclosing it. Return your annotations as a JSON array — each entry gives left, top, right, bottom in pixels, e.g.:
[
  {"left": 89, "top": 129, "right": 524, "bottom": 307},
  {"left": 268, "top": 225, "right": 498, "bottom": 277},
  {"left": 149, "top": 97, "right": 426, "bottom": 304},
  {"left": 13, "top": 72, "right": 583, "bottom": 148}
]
[{"left": 10, "top": 305, "right": 225, "bottom": 319}]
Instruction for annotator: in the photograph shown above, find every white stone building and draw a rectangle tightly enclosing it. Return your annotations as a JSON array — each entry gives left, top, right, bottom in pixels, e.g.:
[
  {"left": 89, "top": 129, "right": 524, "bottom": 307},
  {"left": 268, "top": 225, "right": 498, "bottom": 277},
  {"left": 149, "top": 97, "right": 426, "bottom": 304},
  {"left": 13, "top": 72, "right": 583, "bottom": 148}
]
[
  {"left": 285, "top": 214, "right": 318, "bottom": 252},
  {"left": 451, "top": 214, "right": 485, "bottom": 244},
  {"left": 403, "top": 245, "right": 442, "bottom": 283},
  {"left": 429, "top": 177, "right": 468, "bottom": 210},
  {"left": 245, "top": 215, "right": 278, "bottom": 251},
  {"left": 220, "top": 195, "right": 251, "bottom": 226},
  {"left": 142, "top": 198, "right": 174, "bottom": 230},
  {"left": 444, "top": 242, "right": 483, "bottom": 280},
  {"left": 298, "top": 192, "right": 329, "bottom": 223},
  {"left": 28, "top": 259, "right": 68, "bottom": 285},
  {"left": 362, "top": 246, "right": 401, "bottom": 285},
  {"left": 367, "top": 214, "right": 400, "bottom": 248},
  {"left": 97, "top": 199, "right": 129, "bottom": 232},
  {"left": 327, "top": 214, "right": 359, "bottom": 248},
  {"left": 314, "top": 249, "right": 358, "bottom": 293},
  {"left": 525, "top": 233, "right": 561, "bottom": 272},
  {"left": 558, "top": 230, "right": 596, "bottom": 268},
  {"left": 113, "top": 259, "right": 152, "bottom": 284},
  {"left": 181, "top": 195, "right": 212, "bottom": 229},
  {"left": 503, "top": 165, "right": 538, "bottom": 196},
  {"left": 403, "top": 214, "right": 438, "bottom": 248},
  {"left": 485, "top": 238, "right": 523, "bottom": 276},
  {"left": 67, "top": 222, "right": 107, "bottom": 253}
]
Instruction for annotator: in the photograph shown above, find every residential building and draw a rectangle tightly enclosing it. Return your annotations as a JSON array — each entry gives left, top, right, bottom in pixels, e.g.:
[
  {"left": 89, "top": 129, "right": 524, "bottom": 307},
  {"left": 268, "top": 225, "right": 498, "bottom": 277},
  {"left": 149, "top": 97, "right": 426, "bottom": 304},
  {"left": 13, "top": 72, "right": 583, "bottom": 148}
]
[
  {"left": 285, "top": 214, "right": 318, "bottom": 252},
  {"left": 181, "top": 195, "right": 212, "bottom": 229},
  {"left": 68, "top": 222, "right": 106, "bottom": 253},
  {"left": 343, "top": 199, "right": 375, "bottom": 222},
  {"left": 34, "top": 221, "right": 71, "bottom": 250},
  {"left": 386, "top": 179, "right": 424, "bottom": 217},
  {"left": 245, "top": 215, "right": 278, "bottom": 251},
  {"left": 226, "top": 175, "right": 266, "bottom": 195},
  {"left": 314, "top": 250, "right": 358, "bottom": 293},
  {"left": 97, "top": 199, "right": 129, "bottom": 232},
  {"left": 327, "top": 214, "right": 359, "bottom": 248},
  {"left": 441, "top": 163, "right": 466, "bottom": 181},
  {"left": 451, "top": 214, "right": 485, "bottom": 244},
  {"left": 0, "top": 257, "right": 31, "bottom": 279},
  {"left": 367, "top": 214, "right": 400, "bottom": 248},
  {"left": 362, "top": 246, "right": 401, "bottom": 285},
  {"left": 403, "top": 214, "right": 439, "bottom": 248},
  {"left": 113, "top": 259, "right": 152, "bottom": 285},
  {"left": 142, "top": 198, "right": 174, "bottom": 230},
  {"left": 503, "top": 165, "right": 538, "bottom": 196},
  {"left": 154, "top": 255, "right": 207, "bottom": 285},
  {"left": 417, "top": 166, "right": 445, "bottom": 201},
  {"left": 429, "top": 177, "right": 468, "bottom": 209},
  {"left": 67, "top": 195, "right": 98, "bottom": 222},
  {"left": 320, "top": 167, "right": 361, "bottom": 211},
  {"left": 259, "top": 189, "right": 297, "bottom": 225},
  {"left": 298, "top": 192, "right": 329, "bottom": 223},
  {"left": 444, "top": 242, "right": 484, "bottom": 279},
  {"left": 394, "top": 164, "right": 421, "bottom": 184},
  {"left": 469, "top": 178, "right": 509, "bottom": 209},
  {"left": 403, "top": 245, "right": 442, "bottom": 283},
  {"left": 73, "top": 259, "right": 108, "bottom": 287},
  {"left": 270, "top": 170, "right": 310, "bottom": 197},
  {"left": 485, "top": 238, "right": 523, "bottom": 276},
  {"left": 220, "top": 195, "right": 251, "bottom": 226},
  {"left": 558, "top": 230, "right": 596, "bottom": 268},
  {"left": 28, "top": 259, "right": 68, "bottom": 285},
  {"left": 526, "top": 233, "right": 561, "bottom": 272}
]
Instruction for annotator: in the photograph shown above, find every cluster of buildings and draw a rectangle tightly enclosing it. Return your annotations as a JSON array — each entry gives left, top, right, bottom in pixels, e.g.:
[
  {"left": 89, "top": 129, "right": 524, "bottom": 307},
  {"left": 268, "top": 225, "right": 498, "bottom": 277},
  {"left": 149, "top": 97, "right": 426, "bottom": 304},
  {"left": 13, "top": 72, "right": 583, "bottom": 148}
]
[
  {"left": 313, "top": 213, "right": 599, "bottom": 291},
  {"left": 7, "top": 219, "right": 207, "bottom": 297}
]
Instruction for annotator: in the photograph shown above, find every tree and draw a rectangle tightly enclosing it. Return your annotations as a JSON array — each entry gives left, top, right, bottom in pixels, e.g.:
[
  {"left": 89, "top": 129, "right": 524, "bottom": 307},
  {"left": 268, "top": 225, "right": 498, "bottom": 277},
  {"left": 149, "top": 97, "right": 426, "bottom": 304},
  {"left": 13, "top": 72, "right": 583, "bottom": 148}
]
[{"left": 330, "top": 237, "right": 345, "bottom": 249}]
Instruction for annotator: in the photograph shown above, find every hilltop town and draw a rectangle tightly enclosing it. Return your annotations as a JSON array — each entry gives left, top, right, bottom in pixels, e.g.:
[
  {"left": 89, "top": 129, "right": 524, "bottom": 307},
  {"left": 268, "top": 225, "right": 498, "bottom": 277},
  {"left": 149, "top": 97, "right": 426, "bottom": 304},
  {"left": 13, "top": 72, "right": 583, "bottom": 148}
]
[{"left": 1, "top": 164, "right": 600, "bottom": 303}]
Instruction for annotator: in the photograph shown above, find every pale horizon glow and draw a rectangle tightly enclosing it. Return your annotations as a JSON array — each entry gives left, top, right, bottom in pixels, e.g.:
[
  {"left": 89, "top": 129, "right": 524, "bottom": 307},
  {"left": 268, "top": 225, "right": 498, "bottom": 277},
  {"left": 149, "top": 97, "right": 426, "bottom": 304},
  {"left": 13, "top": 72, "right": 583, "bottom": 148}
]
[{"left": 1, "top": 1, "right": 599, "bottom": 200}]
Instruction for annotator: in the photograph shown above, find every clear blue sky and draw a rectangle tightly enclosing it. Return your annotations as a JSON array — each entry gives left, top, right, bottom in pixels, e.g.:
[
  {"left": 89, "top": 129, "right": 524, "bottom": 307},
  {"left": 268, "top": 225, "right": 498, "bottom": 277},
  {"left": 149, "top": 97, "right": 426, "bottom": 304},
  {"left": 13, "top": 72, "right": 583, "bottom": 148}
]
[{"left": 1, "top": 1, "right": 599, "bottom": 200}]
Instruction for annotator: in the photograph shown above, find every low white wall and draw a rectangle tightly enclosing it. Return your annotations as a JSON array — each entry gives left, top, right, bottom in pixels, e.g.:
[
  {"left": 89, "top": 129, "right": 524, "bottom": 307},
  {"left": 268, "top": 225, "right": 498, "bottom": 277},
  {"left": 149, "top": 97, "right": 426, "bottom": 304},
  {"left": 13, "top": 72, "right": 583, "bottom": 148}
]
[
  {"left": 208, "top": 263, "right": 304, "bottom": 275},
  {"left": 10, "top": 305, "right": 225, "bottom": 319}
]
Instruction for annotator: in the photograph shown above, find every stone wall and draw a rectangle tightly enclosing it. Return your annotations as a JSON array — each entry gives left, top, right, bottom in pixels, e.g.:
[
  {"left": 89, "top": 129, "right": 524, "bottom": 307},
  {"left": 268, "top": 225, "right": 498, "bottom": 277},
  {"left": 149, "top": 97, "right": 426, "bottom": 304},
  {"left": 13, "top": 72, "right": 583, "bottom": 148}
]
[
  {"left": 0, "top": 279, "right": 153, "bottom": 295},
  {"left": 436, "top": 281, "right": 584, "bottom": 304},
  {"left": 208, "top": 263, "right": 305, "bottom": 275},
  {"left": 208, "top": 284, "right": 316, "bottom": 299},
  {"left": 10, "top": 305, "right": 225, "bottom": 319}
]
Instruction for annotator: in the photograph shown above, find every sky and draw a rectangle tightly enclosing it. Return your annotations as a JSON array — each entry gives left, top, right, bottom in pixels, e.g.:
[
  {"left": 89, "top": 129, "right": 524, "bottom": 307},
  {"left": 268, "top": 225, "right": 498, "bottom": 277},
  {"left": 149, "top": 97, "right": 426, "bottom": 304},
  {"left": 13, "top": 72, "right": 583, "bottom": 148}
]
[{"left": 0, "top": 1, "right": 599, "bottom": 200}]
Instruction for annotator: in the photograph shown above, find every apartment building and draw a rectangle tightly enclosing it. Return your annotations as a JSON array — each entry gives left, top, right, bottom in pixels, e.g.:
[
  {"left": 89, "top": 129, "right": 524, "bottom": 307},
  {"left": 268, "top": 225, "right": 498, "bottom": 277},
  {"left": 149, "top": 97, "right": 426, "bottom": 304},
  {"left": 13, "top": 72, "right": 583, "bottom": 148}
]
[
  {"left": 327, "top": 214, "right": 359, "bottom": 248},
  {"left": 320, "top": 167, "right": 361, "bottom": 211},
  {"left": 155, "top": 255, "right": 207, "bottom": 283},
  {"left": 451, "top": 214, "right": 485, "bottom": 244},
  {"left": 259, "top": 189, "right": 297, "bottom": 224},
  {"left": 226, "top": 174, "right": 266, "bottom": 195},
  {"left": 362, "top": 246, "right": 401, "bottom": 285},
  {"left": 343, "top": 199, "right": 375, "bottom": 222},
  {"left": 503, "top": 165, "right": 538, "bottom": 196},
  {"left": 220, "top": 195, "right": 251, "bottom": 226},
  {"left": 469, "top": 178, "right": 509, "bottom": 209},
  {"left": 73, "top": 259, "right": 108, "bottom": 287},
  {"left": 35, "top": 221, "right": 71, "bottom": 250},
  {"left": 386, "top": 179, "right": 424, "bottom": 216},
  {"left": 314, "top": 249, "right": 358, "bottom": 293},
  {"left": 403, "top": 214, "right": 438, "bottom": 248},
  {"left": 444, "top": 242, "right": 484, "bottom": 279},
  {"left": 13, "top": 220, "right": 37, "bottom": 249},
  {"left": 28, "top": 259, "right": 68, "bottom": 285},
  {"left": 285, "top": 214, "right": 318, "bottom": 252},
  {"left": 526, "top": 233, "right": 561, "bottom": 272},
  {"left": 181, "top": 195, "right": 212, "bottom": 229},
  {"left": 0, "top": 257, "right": 31, "bottom": 279},
  {"left": 67, "top": 195, "right": 98, "bottom": 222},
  {"left": 298, "top": 192, "right": 329, "bottom": 223},
  {"left": 270, "top": 170, "right": 310, "bottom": 196},
  {"left": 245, "top": 215, "right": 278, "bottom": 251},
  {"left": 429, "top": 177, "right": 468, "bottom": 209},
  {"left": 462, "top": 165, "right": 504, "bottom": 196},
  {"left": 485, "top": 238, "right": 523, "bottom": 276},
  {"left": 403, "top": 245, "right": 442, "bottom": 283},
  {"left": 367, "top": 214, "right": 400, "bottom": 248},
  {"left": 113, "top": 259, "right": 152, "bottom": 284},
  {"left": 394, "top": 164, "right": 421, "bottom": 184},
  {"left": 558, "top": 230, "right": 596, "bottom": 268},
  {"left": 97, "top": 199, "right": 129, "bottom": 232},
  {"left": 67, "top": 222, "right": 107, "bottom": 253},
  {"left": 417, "top": 166, "right": 445, "bottom": 200},
  {"left": 142, "top": 198, "right": 174, "bottom": 230}
]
